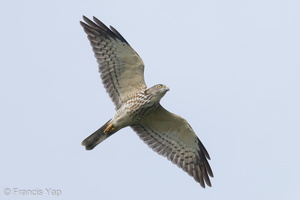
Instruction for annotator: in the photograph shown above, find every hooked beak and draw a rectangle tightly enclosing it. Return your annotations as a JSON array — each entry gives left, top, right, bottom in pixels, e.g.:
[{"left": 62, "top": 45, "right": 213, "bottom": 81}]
[{"left": 165, "top": 86, "right": 170, "bottom": 91}]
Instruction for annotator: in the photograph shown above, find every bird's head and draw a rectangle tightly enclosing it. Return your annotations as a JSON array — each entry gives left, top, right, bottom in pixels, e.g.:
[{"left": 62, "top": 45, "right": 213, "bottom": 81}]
[{"left": 145, "top": 84, "right": 169, "bottom": 102}]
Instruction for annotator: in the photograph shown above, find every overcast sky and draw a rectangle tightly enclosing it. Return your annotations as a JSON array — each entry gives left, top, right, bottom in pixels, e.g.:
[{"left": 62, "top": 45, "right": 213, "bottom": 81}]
[{"left": 1, "top": 0, "right": 299, "bottom": 199}]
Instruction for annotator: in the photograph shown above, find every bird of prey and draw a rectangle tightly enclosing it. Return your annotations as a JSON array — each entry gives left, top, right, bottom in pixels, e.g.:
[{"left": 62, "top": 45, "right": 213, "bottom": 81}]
[{"left": 80, "top": 16, "right": 213, "bottom": 188}]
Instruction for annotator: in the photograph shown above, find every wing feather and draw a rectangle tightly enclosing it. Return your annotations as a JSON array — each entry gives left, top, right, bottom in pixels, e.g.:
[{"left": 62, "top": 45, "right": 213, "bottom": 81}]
[
  {"left": 131, "top": 105, "right": 213, "bottom": 187},
  {"left": 80, "top": 16, "right": 146, "bottom": 109}
]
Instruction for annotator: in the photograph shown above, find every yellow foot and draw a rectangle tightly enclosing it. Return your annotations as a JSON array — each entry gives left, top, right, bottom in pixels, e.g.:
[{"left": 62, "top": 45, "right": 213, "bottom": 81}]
[{"left": 104, "top": 123, "right": 115, "bottom": 134}]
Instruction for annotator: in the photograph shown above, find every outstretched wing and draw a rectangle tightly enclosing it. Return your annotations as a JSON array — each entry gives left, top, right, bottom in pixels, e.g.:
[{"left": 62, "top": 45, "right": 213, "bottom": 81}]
[
  {"left": 80, "top": 16, "right": 146, "bottom": 109},
  {"left": 131, "top": 105, "right": 213, "bottom": 187}
]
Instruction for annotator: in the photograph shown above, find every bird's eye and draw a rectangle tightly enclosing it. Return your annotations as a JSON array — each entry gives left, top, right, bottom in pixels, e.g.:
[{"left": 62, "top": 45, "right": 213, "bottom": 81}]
[{"left": 157, "top": 84, "right": 163, "bottom": 88}]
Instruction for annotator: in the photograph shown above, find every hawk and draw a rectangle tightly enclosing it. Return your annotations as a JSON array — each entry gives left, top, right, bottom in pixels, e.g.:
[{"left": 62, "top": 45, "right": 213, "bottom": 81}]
[{"left": 80, "top": 16, "right": 213, "bottom": 188}]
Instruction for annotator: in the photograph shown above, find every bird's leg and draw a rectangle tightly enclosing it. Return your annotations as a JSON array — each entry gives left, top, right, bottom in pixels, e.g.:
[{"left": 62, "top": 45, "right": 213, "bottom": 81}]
[{"left": 104, "top": 123, "right": 115, "bottom": 134}]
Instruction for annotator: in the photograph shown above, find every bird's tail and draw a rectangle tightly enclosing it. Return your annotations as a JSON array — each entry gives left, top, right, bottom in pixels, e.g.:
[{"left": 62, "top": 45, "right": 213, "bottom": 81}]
[{"left": 82, "top": 119, "right": 116, "bottom": 150}]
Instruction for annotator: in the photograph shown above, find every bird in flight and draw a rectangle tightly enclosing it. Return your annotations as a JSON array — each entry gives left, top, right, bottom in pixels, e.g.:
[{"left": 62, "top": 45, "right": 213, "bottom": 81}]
[{"left": 80, "top": 16, "right": 213, "bottom": 188}]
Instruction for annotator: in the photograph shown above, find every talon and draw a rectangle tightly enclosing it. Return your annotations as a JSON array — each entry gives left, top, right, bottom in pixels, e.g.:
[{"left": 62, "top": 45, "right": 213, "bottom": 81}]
[{"left": 104, "top": 123, "right": 115, "bottom": 134}]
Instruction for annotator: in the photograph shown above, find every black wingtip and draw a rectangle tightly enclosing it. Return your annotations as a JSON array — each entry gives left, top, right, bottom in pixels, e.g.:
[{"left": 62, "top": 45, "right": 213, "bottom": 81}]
[
  {"left": 80, "top": 15, "right": 87, "bottom": 24},
  {"left": 79, "top": 15, "right": 130, "bottom": 45}
]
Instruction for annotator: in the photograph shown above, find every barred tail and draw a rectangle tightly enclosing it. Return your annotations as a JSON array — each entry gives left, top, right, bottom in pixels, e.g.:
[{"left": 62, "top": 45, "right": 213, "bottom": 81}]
[{"left": 82, "top": 120, "right": 116, "bottom": 150}]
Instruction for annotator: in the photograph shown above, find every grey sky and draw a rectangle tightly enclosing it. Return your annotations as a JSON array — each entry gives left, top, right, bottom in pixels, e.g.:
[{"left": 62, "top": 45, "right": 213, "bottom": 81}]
[{"left": 1, "top": 0, "right": 299, "bottom": 199}]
